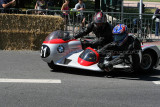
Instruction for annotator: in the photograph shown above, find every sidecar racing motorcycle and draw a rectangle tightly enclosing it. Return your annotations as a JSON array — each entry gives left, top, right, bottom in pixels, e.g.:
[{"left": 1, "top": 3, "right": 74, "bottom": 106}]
[{"left": 40, "top": 30, "right": 160, "bottom": 72}]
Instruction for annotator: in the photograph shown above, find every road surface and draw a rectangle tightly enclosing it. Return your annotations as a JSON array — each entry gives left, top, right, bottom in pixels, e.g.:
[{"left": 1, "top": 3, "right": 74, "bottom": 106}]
[{"left": 0, "top": 50, "right": 160, "bottom": 107}]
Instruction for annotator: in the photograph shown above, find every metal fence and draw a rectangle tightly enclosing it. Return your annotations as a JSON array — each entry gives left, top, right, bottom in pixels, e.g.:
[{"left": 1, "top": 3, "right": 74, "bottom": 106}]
[
  {"left": 106, "top": 12, "right": 159, "bottom": 40},
  {"left": 25, "top": 9, "right": 96, "bottom": 36},
  {"left": 1, "top": 8, "right": 160, "bottom": 41},
  {"left": 0, "top": 8, "right": 22, "bottom": 14}
]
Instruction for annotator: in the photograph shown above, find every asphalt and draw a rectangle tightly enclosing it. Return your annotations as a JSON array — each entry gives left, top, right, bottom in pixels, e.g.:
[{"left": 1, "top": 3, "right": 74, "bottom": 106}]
[{"left": 0, "top": 50, "right": 160, "bottom": 107}]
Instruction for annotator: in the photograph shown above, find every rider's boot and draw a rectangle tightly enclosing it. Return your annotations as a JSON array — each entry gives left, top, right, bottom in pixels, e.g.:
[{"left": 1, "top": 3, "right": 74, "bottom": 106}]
[
  {"left": 97, "top": 55, "right": 105, "bottom": 69},
  {"left": 103, "top": 63, "right": 113, "bottom": 72}
]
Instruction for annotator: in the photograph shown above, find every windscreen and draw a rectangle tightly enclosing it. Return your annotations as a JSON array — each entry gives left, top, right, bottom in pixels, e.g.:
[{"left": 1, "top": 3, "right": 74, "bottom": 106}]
[
  {"left": 45, "top": 30, "right": 70, "bottom": 41},
  {"left": 79, "top": 49, "right": 97, "bottom": 62}
]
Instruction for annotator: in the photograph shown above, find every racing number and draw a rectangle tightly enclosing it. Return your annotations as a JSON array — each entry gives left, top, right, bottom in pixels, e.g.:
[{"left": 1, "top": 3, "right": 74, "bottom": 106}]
[{"left": 40, "top": 45, "right": 50, "bottom": 58}]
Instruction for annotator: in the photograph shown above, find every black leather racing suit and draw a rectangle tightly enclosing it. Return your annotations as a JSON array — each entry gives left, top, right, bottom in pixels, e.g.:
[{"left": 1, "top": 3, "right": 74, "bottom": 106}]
[
  {"left": 74, "top": 22, "right": 113, "bottom": 49},
  {"left": 98, "top": 35, "right": 142, "bottom": 70}
]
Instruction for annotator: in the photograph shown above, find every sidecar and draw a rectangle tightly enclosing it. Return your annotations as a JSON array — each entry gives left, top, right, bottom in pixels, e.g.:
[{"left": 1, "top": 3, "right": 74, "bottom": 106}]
[{"left": 40, "top": 30, "right": 160, "bottom": 72}]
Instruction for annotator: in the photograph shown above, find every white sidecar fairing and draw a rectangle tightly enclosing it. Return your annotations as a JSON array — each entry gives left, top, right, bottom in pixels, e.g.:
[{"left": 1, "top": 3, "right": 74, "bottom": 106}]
[
  {"left": 55, "top": 49, "right": 132, "bottom": 71},
  {"left": 41, "top": 41, "right": 103, "bottom": 71},
  {"left": 56, "top": 50, "right": 103, "bottom": 71}
]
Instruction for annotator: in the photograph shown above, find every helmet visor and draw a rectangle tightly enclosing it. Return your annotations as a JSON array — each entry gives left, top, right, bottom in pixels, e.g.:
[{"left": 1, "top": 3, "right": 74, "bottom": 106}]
[{"left": 113, "top": 34, "right": 126, "bottom": 42}]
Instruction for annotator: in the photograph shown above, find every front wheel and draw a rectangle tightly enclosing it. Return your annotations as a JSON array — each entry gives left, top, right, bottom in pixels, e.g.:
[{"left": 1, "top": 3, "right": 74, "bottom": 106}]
[{"left": 47, "top": 61, "right": 59, "bottom": 70}]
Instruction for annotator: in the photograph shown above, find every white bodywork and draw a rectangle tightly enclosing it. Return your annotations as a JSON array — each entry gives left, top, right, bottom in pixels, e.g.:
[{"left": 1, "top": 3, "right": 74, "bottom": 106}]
[
  {"left": 142, "top": 45, "right": 160, "bottom": 68},
  {"left": 41, "top": 40, "right": 160, "bottom": 72}
]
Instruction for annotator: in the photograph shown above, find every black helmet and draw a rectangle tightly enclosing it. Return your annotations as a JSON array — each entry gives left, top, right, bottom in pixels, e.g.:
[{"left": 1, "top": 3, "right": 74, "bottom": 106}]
[{"left": 93, "top": 12, "right": 106, "bottom": 23}]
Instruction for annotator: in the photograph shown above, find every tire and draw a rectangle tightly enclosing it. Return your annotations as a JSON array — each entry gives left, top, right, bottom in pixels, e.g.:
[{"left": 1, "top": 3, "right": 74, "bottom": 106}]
[
  {"left": 140, "top": 51, "right": 155, "bottom": 72},
  {"left": 47, "top": 61, "right": 59, "bottom": 70}
]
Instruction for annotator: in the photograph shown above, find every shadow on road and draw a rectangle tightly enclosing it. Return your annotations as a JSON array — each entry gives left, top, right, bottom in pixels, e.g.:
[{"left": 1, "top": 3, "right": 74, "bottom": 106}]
[
  {"left": 51, "top": 67, "right": 106, "bottom": 77},
  {"left": 115, "top": 69, "right": 160, "bottom": 81},
  {"left": 51, "top": 66, "right": 160, "bottom": 81}
]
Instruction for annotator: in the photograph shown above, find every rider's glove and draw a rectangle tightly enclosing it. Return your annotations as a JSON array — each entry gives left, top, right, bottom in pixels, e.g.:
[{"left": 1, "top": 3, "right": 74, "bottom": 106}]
[{"left": 111, "top": 42, "right": 118, "bottom": 47}]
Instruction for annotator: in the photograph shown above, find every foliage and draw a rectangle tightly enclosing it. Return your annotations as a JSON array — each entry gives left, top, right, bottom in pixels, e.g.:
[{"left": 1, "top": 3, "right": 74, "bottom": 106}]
[{"left": 124, "top": 7, "right": 156, "bottom": 14}]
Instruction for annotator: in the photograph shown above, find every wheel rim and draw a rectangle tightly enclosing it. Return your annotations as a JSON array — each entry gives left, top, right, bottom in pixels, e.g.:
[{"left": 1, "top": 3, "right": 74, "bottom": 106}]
[{"left": 141, "top": 54, "right": 152, "bottom": 70}]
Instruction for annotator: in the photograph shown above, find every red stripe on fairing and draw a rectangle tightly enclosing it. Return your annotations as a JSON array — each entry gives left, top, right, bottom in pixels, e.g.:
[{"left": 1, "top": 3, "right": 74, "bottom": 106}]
[
  {"left": 43, "top": 39, "right": 78, "bottom": 44},
  {"left": 141, "top": 45, "right": 151, "bottom": 48},
  {"left": 78, "top": 47, "right": 100, "bottom": 66}
]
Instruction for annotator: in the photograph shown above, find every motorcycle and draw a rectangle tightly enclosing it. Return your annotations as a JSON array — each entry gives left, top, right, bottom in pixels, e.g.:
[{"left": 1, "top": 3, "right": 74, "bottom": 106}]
[{"left": 40, "top": 30, "right": 160, "bottom": 73}]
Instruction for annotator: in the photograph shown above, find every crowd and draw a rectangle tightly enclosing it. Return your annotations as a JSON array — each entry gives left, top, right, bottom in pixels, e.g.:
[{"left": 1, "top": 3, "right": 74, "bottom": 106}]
[
  {"left": 0, "top": 0, "right": 86, "bottom": 29},
  {"left": 61, "top": 0, "right": 86, "bottom": 30}
]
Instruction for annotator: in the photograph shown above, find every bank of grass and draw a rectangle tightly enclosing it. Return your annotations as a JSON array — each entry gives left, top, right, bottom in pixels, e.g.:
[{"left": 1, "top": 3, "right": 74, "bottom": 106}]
[{"left": 124, "top": 0, "right": 160, "bottom": 2}]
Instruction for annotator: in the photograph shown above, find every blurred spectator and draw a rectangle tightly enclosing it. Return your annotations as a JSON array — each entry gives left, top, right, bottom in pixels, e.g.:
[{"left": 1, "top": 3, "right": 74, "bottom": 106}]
[
  {"left": 75, "top": 0, "right": 86, "bottom": 27},
  {"left": 46, "top": 0, "right": 54, "bottom": 10},
  {"left": 61, "top": 0, "right": 69, "bottom": 17},
  {"left": 35, "top": 0, "right": 47, "bottom": 14},
  {"left": 61, "top": 0, "right": 70, "bottom": 30},
  {"left": 153, "top": 7, "right": 160, "bottom": 36},
  {"left": 0, "top": 0, "right": 16, "bottom": 13},
  {"left": 46, "top": 0, "right": 54, "bottom": 15}
]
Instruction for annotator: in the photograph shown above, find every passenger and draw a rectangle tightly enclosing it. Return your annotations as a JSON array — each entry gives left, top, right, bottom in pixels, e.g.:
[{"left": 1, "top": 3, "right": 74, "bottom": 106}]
[
  {"left": 97, "top": 24, "right": 142, "bottom": 72},
  {"left": 46, "top": 0, "right": 54, "bottom": 10}
]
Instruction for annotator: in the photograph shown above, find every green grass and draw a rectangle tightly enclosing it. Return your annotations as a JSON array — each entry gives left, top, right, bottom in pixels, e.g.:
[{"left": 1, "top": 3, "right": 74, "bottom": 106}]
[
  {"left": 145, "top": 8, "right": 156, "bottom": 14},
  {"left": 124, "top": 0, "right": 160, "bottom": 2},
  {"left": 124, "top": 7, "right": 156, "bottom": 14}
]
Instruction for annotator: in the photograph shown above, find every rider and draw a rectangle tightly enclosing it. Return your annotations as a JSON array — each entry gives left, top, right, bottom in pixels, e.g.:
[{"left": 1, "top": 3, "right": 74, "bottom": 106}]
[
  {"left": 74, "top": 11, "right": 113, "bottom": 49},
  {"left": 97, "top": 24, "right": 142, "bottom": 72}
]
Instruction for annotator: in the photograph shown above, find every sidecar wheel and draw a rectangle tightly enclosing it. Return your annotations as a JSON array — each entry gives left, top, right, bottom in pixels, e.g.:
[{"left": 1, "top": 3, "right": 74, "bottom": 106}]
[{"left": 47, "top": 61, "right": 59, "bottom": 70}]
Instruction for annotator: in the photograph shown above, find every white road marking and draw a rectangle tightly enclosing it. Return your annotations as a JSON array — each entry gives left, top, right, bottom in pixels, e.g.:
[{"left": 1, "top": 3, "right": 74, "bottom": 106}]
[
  {"left": 0, "top": 78, "right": 61, "bottom": 83},
  {"left": 153, "top": 81, "right": 160, "bottom": 85}
]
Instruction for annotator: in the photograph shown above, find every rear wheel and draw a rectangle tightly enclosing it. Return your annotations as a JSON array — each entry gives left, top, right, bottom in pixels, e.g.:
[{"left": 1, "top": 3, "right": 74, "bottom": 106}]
[{"left": 140, "top": 51, "right": 155, "bottom": 72}]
